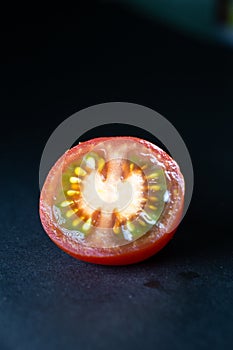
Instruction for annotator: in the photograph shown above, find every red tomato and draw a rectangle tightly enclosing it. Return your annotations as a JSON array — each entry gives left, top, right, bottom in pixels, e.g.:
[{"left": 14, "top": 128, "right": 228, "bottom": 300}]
[{"left": 39, "top": 137, "right": 185, "bottom": 265}]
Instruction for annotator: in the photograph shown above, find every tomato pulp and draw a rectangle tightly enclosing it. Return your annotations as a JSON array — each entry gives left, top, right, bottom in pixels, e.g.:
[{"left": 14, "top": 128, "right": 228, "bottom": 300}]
[{"left": 39, "top": 137, "right": 185, "bottom": 265}]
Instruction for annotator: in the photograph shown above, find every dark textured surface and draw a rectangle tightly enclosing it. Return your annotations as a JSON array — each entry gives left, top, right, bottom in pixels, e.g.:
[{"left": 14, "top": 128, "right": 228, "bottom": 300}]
[
  {"left": 1, "top": 182, "right": 233, "bottom": 350},
  {"left": 1, "top": 2, "right": 233, "bottom": 349}
]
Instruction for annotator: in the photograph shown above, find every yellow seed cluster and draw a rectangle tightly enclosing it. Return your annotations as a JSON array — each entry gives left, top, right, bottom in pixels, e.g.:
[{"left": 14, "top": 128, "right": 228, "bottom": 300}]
[
  {"left": 69, "top": 176, "right": 81, "bottom": 184},
  {"left": 113, "top": 226, "right": 120, "bottom": 234},
  {"left": 149, "top": 185, "right": 160, "bottom": 191},
  {"left": 74, "top": 167, "right": 86, "bottom": 176},
  {"left": 97, "top": 158, "right": 105, "bottom": 171},
  {"left": 72, "top": 217, "right": 83, "bottom": 227},
  {"left": 67, "top": 190, "right": 80, "bottom": 196},
  {"left": 130, "top": 163, "right": 134, "bottom": 171},
  {"left": 149, "top": 196, "right": 158, "bottom": 202},
  {"left": 138, "top": 219, "right": 146, "bottom": 226},
  {"left": 60, "top": 200, "right": 73, "bottom": 207},
  {"left": 146, "top": 172, "right": 159, "bottom": 180},
  {"left": 58, "top": 151, "right": 166, "bottom": 239},
  {"left": 66, "top": 209, "right": 78, "bottom": 218},
  {"left": 148, "top": 205, "right": 157, "bottom": 210}
]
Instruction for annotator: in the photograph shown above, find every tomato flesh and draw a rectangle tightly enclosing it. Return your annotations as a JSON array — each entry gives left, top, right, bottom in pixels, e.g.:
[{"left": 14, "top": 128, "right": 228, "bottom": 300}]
[{"left": 39, "top": 137, "right": 185, "bottom": 265}]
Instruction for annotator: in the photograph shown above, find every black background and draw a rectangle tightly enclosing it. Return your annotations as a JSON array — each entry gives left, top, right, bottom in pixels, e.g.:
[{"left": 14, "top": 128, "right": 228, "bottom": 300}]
[{"left": 1, "top": 1, "right": 233, "bottom": 349}]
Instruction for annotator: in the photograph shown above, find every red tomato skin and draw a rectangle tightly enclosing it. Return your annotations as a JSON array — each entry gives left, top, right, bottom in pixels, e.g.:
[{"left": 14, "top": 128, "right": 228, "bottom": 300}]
[
  {"left": 40, "top": 136, "right": 184, "bottom": 265},
  {"left": 45, "top": 229, "right": 178, "bottom": 265}
]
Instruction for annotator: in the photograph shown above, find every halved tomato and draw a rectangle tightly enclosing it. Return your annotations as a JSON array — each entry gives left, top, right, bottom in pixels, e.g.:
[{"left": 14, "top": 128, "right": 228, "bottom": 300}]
[{"left": 39, "top": 137, "right": 185, "bottom": 265}]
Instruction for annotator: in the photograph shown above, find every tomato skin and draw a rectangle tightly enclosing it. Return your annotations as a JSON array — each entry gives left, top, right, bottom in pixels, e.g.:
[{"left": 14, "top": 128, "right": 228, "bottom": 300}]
[
  {"left": 40, "top": 136, "right": 184, "bottom": 265},
  {"left": 44, "top": 228, "right": 177, "bottom": 265}
]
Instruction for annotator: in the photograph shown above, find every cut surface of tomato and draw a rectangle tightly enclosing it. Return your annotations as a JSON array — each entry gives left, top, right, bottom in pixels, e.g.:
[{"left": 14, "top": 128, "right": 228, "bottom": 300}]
[{"left": 39, "top": 137, "right": 185, "bottom": 265}]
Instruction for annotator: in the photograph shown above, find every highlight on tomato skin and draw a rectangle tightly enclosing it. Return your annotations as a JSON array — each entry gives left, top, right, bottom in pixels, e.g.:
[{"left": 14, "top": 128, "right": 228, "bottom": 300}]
[{"left": 39, "top": 136, "right": 185, "bottom": 265}]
